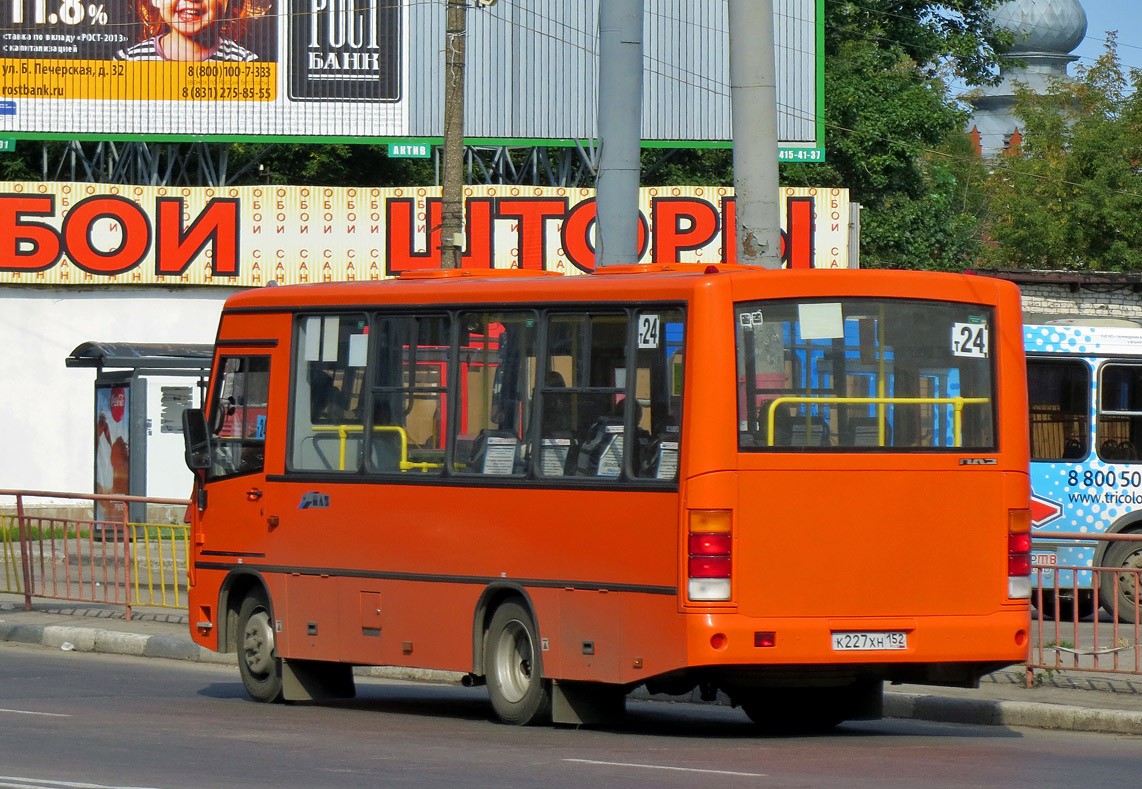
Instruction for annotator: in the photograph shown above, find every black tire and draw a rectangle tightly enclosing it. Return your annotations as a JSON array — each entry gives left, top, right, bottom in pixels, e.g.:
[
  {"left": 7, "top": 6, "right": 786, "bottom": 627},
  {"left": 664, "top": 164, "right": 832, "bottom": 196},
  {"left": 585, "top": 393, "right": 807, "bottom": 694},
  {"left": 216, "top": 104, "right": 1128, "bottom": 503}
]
[
  {"left": 1099, "top": 539, "right": 1142, "bottom": 624},
  {"left": 1035, "top": 589, "right": 1096, "bottom": 621},
  {"left": 484, "top": 600, "right": 551, "bottom": 725},
  {"left": 237, "top": 592, "right": 284, "bottom": 703}
]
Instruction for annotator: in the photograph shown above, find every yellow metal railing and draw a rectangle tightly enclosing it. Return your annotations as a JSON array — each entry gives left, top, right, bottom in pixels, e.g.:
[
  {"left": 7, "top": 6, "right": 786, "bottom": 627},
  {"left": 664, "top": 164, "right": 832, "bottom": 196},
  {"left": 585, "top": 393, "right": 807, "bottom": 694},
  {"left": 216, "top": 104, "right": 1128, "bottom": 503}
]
[
  {"left": 126, "top": 522, "right": 190, "bottom": 609},
  {"left": 0, "top": 515, "right": 189, "bottom": 610},
  {"left": 0, "top": 490, "right": 192, "bottom": 617},
  {"left": 764, "top": 396, "right": 991, "bottom": 447},
  {"left": 312, "top": 424, "right": 442, "bottom": 472},
  {"left": 1, "top": 515, "right": 24, "bottom": 594}
]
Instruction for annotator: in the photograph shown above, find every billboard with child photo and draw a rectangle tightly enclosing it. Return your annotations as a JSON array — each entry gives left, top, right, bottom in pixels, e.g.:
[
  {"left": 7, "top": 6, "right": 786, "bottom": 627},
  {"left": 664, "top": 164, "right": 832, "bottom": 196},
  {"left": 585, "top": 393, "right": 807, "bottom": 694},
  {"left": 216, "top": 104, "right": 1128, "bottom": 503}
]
[
  {"left": 0, "top": 2, "right": 822, "bottom": 154},
  {"left": 0, "top": 0, "right": 407, "bottom": 137}
]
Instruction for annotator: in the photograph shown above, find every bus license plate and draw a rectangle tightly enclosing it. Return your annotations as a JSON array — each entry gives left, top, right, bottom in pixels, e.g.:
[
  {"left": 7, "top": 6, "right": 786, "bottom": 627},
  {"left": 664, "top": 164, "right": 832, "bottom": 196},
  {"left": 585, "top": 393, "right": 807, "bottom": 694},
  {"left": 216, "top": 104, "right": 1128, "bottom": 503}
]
[{"left": 831, "top": 631, "right": 907, "bottom": 651}]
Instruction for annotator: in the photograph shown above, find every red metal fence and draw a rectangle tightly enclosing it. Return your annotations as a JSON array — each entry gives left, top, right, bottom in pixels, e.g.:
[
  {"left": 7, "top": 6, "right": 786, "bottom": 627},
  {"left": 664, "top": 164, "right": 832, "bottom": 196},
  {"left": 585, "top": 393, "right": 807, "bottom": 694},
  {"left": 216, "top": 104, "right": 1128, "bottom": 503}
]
[
  {"left": 5, "top": 489, "right": 1142, "bottom": 682},
  {"left": 0, "top": 490, "right": 191, "bottom": 620},
  {"left": 1028, "top": 533, "right": 1142, "bottom": 683}
]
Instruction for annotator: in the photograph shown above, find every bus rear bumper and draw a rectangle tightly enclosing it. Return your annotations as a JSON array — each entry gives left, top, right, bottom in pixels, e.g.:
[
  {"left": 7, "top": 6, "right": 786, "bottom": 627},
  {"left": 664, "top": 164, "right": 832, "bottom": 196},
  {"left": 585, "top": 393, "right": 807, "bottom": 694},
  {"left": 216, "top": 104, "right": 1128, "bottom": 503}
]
[{"left": 679, "top": 608, "right": 1029, "bottom": 687}]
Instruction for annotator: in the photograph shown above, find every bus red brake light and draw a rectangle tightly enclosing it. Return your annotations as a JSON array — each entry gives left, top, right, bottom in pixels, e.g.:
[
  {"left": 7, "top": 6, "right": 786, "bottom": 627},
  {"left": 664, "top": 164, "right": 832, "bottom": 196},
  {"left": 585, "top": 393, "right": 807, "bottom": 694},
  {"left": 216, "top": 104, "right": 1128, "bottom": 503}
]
[
  {"left": 689, "top": 534, "right": 732, "bottom": 555},
  {"left": 689, "top": 556, "right": 732, "bottom": 578},
  {"left": 1009, "top": 553, "right": 1032, "bottom": 577},
  {"left": 1009, "top": 533, "right": 1032, "bottom": 576},
  {"left": 688, "top": 508, "right": 732, "bottom": 602},
  {"left": 1009, "top": 532, "right": 1032, "bottom": 555}
]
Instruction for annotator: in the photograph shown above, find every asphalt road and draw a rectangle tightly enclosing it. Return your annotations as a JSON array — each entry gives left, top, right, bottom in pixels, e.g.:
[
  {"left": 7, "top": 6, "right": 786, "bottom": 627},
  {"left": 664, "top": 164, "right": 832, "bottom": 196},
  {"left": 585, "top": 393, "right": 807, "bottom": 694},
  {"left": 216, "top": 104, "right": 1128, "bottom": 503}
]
[{"left": 1, "top": 641, "right": 1140, "bottom": 789}]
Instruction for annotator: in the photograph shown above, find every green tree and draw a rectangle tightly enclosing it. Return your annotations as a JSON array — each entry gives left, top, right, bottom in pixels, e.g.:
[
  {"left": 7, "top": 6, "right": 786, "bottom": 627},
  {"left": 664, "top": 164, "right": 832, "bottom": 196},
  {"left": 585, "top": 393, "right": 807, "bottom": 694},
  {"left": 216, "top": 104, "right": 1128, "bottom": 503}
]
[
  {"left": 228, "top": 143, "right": 434, "bottom": 187},
  {"left": 782, "top": 1, "right": 1010, "bottom": 269},
  {"left": 0, "top": 139, "right": 54, "bottom": 181},
  {"left": 978, "top": 36, "right": 1142, "bottom": 270},
  {"left": 1, "top": 2, "right": 1013, "bottom": 272}
]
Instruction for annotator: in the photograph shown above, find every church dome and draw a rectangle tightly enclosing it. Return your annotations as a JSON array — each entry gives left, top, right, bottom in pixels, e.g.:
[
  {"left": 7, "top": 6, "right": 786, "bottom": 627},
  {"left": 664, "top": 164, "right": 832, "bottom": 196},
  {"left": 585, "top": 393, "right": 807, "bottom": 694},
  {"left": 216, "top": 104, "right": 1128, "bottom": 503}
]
[{"left": 991, "top": 0, "right": 1088, "bottom": 54}]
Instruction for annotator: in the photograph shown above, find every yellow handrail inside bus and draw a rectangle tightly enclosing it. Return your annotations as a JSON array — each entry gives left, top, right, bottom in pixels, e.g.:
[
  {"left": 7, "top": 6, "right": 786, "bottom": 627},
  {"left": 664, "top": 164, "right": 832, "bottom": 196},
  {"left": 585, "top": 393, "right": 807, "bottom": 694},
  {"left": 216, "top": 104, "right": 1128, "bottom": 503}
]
[
  {"left": 764, "top": 396, "right": 991, "bottom": 447},
  {"left": 310, "top": 424, "right": 442, "bottom": 472}
]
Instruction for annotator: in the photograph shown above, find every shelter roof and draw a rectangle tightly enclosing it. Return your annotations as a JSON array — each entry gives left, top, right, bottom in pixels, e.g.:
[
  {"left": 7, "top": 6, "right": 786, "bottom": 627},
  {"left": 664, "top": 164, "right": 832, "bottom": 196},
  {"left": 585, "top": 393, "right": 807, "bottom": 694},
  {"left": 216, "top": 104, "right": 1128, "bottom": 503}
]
[{"left": 65, "top": 342, "right": 213, "bottom": 373}]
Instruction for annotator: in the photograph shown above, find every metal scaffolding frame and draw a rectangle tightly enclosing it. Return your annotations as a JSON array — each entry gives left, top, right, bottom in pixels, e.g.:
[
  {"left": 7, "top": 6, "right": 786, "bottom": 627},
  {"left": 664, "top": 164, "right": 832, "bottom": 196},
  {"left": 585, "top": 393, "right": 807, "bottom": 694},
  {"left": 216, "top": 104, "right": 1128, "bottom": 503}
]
[
  {"left": 438, "top": 142, "right": 601, "bottom": 188},
  {"left": 28, "top": 139, "right": 679, "bottom": 189},
  {"left": 39, "top": 141, "right": 276, "bottom": 187}
]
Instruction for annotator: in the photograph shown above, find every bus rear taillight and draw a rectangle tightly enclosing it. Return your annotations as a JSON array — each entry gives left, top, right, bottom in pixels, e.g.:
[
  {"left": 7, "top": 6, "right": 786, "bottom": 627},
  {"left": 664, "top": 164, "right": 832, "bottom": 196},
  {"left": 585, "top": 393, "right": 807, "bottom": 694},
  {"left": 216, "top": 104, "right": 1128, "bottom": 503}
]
[
  {"left": 1009, "top": 533, "right": 1032, "bottom": 576},
  {"left": 1008, "top": 508, "right": 1032, "bottom": 599},
  {"left": 688, "top": 509, "right": 732, "bottom": 602}
]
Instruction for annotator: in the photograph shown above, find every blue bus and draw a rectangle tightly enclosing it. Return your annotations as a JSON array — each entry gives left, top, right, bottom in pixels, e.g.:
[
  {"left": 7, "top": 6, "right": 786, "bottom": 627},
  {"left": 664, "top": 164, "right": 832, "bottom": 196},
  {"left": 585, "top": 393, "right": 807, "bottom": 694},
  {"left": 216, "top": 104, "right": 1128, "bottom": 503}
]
[{"left": 1026, "top": 321, "right": 1142, "bottom": 621}]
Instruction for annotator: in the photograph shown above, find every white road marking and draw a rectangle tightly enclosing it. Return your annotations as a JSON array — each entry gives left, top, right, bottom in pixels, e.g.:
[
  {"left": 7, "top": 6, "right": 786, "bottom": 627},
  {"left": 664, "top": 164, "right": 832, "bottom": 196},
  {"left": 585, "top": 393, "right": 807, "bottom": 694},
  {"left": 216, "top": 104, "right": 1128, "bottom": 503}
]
[
  {"left": 0, "top": 778, "right": 161, "bottom": 789},
  {"left": 0, "top": 708, "right": 70, "bottom": 717},
  {"left": 0, "top": 779, "right": 161, "bottom": 789},
  {"left": 564, "top": 758, "right": 766, "bottom": 777}
]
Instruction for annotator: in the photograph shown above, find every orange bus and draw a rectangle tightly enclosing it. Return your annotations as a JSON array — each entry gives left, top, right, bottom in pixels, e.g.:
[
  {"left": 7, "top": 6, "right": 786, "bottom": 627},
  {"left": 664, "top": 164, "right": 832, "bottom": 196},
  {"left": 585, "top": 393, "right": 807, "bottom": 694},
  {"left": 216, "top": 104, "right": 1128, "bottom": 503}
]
[{"left": 181, "top": 264, "right": 1031, "bottom": 731}]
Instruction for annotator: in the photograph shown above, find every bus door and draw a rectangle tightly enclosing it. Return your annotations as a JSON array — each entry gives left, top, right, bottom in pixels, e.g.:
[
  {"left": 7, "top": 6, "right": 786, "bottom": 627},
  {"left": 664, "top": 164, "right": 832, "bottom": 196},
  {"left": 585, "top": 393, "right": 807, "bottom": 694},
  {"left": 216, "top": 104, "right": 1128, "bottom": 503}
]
[
  {"left": 278, "top": 313, "right": 376, "bottom": 662},
  {"left": 196, "top": 351, "right": 275, "bottom": 560}
]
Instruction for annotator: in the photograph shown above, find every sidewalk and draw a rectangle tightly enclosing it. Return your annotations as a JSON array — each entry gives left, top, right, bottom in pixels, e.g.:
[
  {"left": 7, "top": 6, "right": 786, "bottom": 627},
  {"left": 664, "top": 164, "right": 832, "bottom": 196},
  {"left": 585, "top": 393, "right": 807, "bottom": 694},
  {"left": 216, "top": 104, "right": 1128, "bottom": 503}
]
[{"left": 3, "top": 594, "right": 1141, "bottom": 735}]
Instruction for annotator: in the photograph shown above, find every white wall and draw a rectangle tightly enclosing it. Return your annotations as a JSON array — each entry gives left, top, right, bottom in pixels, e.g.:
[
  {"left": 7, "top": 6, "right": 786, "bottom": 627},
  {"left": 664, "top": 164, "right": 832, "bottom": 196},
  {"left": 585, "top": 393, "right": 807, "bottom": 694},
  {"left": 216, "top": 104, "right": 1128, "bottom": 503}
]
[{"left": 0, "top": 287, "right": 236, "bottom": 501}]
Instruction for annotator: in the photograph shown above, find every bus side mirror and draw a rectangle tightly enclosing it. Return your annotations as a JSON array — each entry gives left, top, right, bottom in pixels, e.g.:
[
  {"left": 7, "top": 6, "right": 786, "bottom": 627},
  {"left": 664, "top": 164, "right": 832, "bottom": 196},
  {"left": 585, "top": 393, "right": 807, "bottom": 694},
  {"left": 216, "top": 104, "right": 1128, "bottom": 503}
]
[{"left": 183, "top": 408, "right": 211, "bottom": 471}]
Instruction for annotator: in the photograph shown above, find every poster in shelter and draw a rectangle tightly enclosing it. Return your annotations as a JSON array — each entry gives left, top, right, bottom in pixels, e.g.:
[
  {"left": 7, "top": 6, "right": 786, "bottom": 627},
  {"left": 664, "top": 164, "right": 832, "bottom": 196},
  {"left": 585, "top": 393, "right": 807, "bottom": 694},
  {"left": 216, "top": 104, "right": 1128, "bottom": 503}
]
[{"left": 94, "top": 382, "right": 130, "bottom": 525}]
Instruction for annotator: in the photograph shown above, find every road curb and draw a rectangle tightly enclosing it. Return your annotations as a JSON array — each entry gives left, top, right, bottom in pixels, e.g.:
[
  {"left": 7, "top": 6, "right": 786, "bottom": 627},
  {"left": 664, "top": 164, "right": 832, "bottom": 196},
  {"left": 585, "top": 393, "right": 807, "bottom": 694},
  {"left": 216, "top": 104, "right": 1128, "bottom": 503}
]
[
  {"left": 142, "top": 633, "right": 234, "bottom": 664},
  {"left": 0, "top": 621, "right": 231, "bottom": 664},
  {"left": 883, "top": 691, "right": 1142, "bottom": 735}
]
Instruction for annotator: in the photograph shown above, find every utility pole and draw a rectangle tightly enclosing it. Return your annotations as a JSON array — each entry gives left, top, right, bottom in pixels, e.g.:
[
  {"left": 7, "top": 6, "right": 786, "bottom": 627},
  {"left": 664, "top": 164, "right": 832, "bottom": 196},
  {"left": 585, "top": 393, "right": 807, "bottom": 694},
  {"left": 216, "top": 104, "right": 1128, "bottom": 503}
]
[
  {"left": 728, "top": 0, "right": 782, "bottom": 268},
  {"left": 440, "top": 0, "right": 467, "bottom": 270},
  {"left": 595, "top": 0, "right": 643, "bottom": 268}
]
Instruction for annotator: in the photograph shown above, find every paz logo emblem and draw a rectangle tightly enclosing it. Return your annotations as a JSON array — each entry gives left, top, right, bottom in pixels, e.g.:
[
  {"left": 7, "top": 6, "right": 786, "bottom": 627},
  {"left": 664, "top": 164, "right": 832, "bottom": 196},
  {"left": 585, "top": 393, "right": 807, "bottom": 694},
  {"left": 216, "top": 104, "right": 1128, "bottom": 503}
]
[{"left": 298, "top": 491, "right": 331, "bottom": 509}]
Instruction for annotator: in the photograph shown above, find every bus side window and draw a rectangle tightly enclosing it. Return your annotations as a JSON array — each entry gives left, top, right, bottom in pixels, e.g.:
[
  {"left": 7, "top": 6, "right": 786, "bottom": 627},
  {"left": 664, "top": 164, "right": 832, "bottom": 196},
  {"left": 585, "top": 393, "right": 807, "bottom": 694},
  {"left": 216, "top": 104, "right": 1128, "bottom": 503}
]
[
  {"left": 208, "top": 355, "right": 270, "bottom": 480},
  {"left": 451, "top": 312, "right": 536, "bottom": 476},
  {"left": 290, "top": 314, "right": 369, "bottom": 472},
  {"left": 541, "top": 312, "right": 629, "bottom": 478},
  {"left": 633, "top": 311, "right": 684, "bottom": 480},
  {"left": 1028, "top": 359, "right": 1090, "bottom": 461},
  {"left": 368, "top": 314, "right": 449, "bottom": 475},
  {"left": 1099, "top": 363, "right": 1142, "bottom": 463}
]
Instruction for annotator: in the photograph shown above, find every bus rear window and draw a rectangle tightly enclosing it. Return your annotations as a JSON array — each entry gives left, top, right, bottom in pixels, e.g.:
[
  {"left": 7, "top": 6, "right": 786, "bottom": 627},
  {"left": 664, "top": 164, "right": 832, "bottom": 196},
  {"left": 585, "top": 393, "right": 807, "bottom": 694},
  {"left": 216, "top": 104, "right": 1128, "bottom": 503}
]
[{"left": 736, "top": 299, "right": 996, "bottom": 452}]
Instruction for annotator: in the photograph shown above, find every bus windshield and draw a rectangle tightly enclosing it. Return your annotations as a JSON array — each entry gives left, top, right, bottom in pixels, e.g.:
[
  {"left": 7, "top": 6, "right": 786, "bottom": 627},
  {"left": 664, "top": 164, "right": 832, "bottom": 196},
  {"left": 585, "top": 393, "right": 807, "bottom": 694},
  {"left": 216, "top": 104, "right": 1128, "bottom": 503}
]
[{"left": 736, "top": 298, "right": 996, "bottom": 451}]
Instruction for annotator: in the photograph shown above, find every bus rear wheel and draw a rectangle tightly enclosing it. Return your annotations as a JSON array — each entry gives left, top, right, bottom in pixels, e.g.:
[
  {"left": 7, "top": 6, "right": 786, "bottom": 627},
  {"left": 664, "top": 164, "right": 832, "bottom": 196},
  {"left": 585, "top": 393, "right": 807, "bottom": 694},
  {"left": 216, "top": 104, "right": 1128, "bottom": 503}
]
[
  {"left": 1099, "top": 539, "right": 1142, "bottom": 623},
  {"left": 738, "top": 681, "right": 880, "bottom": 735},
  {"left": 238, "top": 593, "right": 284, "bottom": 703},
  {"left": 484, "top": 600, "right": 552, "bottom": 725},
  {"left": 1036, "top": 589, "right": 1095, "bottom": 621}
]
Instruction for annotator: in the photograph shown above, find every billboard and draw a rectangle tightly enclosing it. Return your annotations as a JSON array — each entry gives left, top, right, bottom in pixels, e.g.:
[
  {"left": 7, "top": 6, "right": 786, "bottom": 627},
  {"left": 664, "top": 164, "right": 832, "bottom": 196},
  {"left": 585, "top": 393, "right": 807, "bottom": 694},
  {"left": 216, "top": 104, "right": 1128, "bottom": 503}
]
[
  {"left": 0, "top": 0, "right": 408, "bottom": 137},
  {"left": 0, "top": 0, "right": 822, "bottom": 154},
  {"left": 0, "top": 182, "right": 854, "bottom": 286}
]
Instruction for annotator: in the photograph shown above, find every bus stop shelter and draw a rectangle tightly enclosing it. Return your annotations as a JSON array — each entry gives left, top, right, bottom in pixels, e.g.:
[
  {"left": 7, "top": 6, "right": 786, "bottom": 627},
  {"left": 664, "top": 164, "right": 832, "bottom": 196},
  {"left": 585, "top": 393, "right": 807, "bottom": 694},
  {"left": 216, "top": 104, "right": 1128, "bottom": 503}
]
[{"left": 65, "top": 342, "right": 213, "bottom": 522}]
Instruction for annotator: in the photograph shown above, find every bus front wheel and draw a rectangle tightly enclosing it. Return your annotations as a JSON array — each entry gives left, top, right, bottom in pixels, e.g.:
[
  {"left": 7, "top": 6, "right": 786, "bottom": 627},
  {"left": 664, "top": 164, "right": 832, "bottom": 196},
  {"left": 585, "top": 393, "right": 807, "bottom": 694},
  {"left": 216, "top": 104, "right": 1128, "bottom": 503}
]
[
  {"left": 238, "top": 593, "right": 285, "bottom": 703},
  {"left": 1100, "top": 539, "right": 1142, "bottom": 623},
  {"left": 484, "top": 600, "right": 552, "bottom": 725}
]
